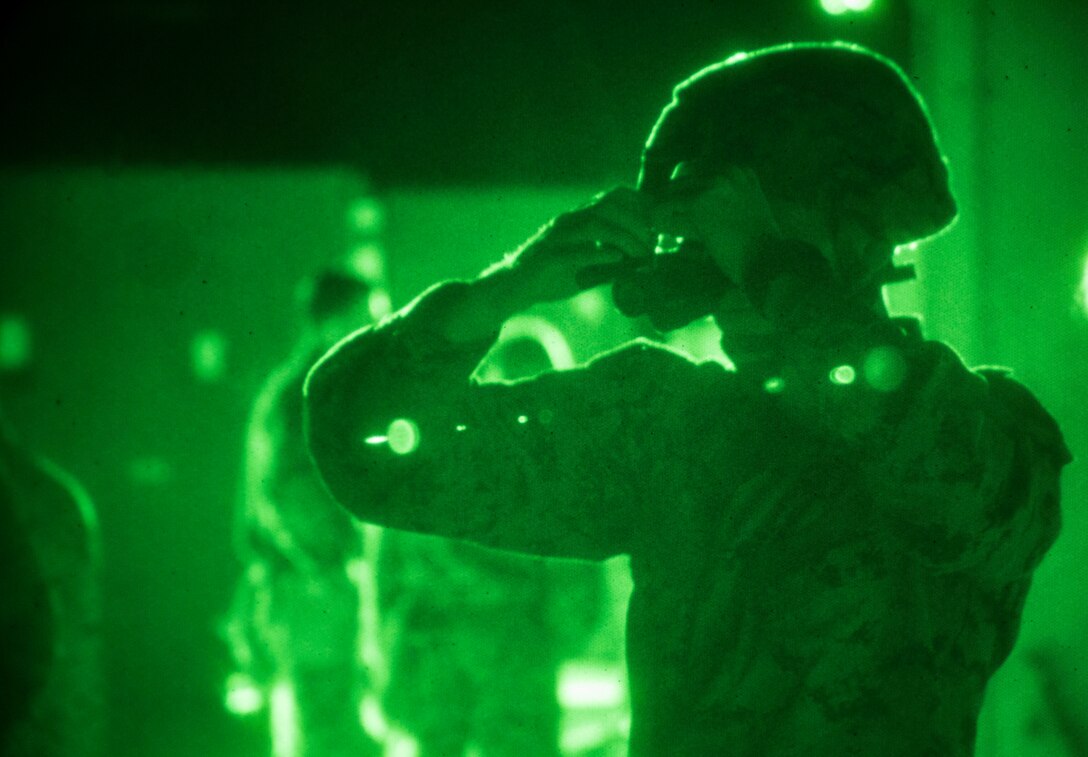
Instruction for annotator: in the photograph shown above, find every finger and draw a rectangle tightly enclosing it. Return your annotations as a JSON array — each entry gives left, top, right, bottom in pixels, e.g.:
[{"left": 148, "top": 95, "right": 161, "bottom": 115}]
[
  {"left": 557, "top": 215, "right": 655, "bottom": 261},
  {"left": 589, "top": 188, "right": 655, "bottom": 244},
  {"left": 575, "top": 259, "right": 637, "bottom": 290},
  {"left": 650, "top": 200, "right": 698, "bottom": 239}
]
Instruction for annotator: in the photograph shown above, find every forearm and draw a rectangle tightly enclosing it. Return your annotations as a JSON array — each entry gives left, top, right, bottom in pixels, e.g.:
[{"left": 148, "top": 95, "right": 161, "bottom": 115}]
[
  {"left": 305, "top": 277, "right": 504, "bottom": 521},
  {"left": 437, "top": 263, "right": 539, "bottom": 345}
]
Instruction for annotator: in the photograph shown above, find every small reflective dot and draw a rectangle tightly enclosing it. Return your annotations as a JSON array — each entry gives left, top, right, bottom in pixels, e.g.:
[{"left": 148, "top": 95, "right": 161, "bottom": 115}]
[
  {"left": 762, "top": 376, "right": 785, "bottom": 394},
  {"left": 830, "top": 364, "right": 857, "bottom": 386},
  {"left": 387, "top": 418, "right": 420, "bottom": 455},
  {"left": 455, "top": 424, "right": 467, "bottom": 432},
  {"left": 517, "top": 415, "right": 529, "bottom": 424}
]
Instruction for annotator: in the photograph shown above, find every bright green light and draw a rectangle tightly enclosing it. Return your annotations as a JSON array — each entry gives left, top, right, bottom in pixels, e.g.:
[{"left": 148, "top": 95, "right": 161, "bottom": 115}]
[
  {"left": 269, "top": 681, "right": 299, "bottom": 756},
  {"left": 224, "top": 672, "right": 264, "bottom": 716},
  {"left": 821, "top": 0, "right": 873, "bottom": 14},
  {"left": 364, "top": 435, "right": 388, "bottom": 445},
  {"left": 387, "top": 418, "right": 420, "bottom": 455},
  {"left": 830, "top": 364, "right": 857, "bottom": 385},
  {"left": 557, "top": 662, "right": 626, "bottom": 709},
  {"left": 517, "top": 414, "right": 529, "bottom": 424},
  {"left": 762, "top": 376, "right": 786, "bottom": 394}
]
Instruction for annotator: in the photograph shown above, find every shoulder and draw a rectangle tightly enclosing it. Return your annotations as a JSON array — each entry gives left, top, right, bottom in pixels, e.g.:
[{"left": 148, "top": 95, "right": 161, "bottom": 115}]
[
  {"left": 976, "top": 367, "right": 1072, "bottom": 467},
  {"left": 968, "top": 368, "right": 1069, "bottom": 582},
  {"left": 588, "top": 337, "right": 726, "bottom": 380}
]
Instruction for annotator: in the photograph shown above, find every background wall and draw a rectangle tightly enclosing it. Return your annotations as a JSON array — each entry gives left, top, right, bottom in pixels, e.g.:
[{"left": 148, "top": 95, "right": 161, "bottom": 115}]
[
  {"left": 0, "top": 173, "right": 612, "bottom": 755},
  {"left": 911, "top": 2, "right": 1087, "bottom": 752}
]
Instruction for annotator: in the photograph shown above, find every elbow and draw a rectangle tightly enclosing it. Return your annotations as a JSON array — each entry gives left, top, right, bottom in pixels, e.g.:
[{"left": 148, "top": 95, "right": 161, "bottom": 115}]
[
  {"left": 302, "top": 340, "right": 398, "bottom": 523},
  {"left": 303, "top": 350, "right": 334, "bottom": 458},
  {"left": 303, "top": 350, "right": 359, "bottom": 511}
]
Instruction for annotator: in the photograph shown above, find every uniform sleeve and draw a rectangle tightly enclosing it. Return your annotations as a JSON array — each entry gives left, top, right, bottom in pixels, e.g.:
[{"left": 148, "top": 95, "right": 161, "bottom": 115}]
[{"left": 304, "top": 281, "right": 709, "bottom": 560}]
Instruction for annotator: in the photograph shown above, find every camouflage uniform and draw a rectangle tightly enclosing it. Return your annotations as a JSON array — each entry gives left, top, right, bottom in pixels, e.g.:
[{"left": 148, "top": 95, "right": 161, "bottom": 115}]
[{"left": 305, "top": 280, "right": 1070, "bottom": 756}]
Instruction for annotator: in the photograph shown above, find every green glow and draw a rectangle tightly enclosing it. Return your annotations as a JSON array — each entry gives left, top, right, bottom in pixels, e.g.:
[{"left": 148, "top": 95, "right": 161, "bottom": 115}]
[
  {"left": 269, "top": 681, "right": 299, "bottom": 757},
  {"left": 0, "top": 314, "right": 31, "bottom": 370},
  {"left": 349, "top": 243, "right": 386, "bottom": 281},
  {"left": 572, "top": 289, "right": 608, "bottom": 322},
  {"left": 862, "top": 346, "right": 908, "bottom": 393},
  {"left": 368, "top": 289, "right": 393, "bottom": 321},
  {"left": 829, "top": 364, "right": 857, "bottom": 385},
  {"left": 820, "top": 0, "right": 873, "bottom": 14},
  {"left": 190, "top": 329, "right": 227, "bottom": 382},
  {"left": 762, "top": 376, "right": 786, "bottom": 394},
  {"left": 655, "top": 233, "right": 685, "bottom": 253},
  {"left": 498, "top": 315, "right": 576, "bottom": 370},
  {"left": 387, "top": 418, "right": 420, "bottom": 455},
  {"left": 455, "top": 424, "right": 467, "bottom": 432},
  {"left": 557, "top": 662, "right": 626, "bottom": 709},
  {"left": 347, "top": 197, "right": 384, "bottom": 232},
  {"left": 223, "top": 672, "right": 264, "bottom": 716},
  {"left": 517, "top": 414, "right": 529, "bottom": 424},
  {"left": 358, "top": 694, "right": 389, "bottom": 741}
]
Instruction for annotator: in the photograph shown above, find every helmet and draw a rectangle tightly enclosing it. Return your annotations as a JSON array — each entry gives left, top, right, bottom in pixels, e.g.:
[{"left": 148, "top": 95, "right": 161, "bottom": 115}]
[{"left": 639, "top": 42, "right": 957, "bottom": 248}]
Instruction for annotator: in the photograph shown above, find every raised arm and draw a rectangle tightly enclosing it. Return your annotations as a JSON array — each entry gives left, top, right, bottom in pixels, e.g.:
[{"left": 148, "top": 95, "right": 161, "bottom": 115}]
[{"left": 304, "top": 189, "right": 681, "bottom": 559}]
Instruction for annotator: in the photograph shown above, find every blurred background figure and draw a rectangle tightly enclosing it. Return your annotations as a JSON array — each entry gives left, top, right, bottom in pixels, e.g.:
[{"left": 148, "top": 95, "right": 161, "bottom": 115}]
[
  {"left": 377, "top": 316, "right": 616, "bottom": 757},
  {"left": 222, "top": 262, "right": 391, "bottom": 757},
  {"left": 0, "top": 404, "right": 103, "bottom": 757}
]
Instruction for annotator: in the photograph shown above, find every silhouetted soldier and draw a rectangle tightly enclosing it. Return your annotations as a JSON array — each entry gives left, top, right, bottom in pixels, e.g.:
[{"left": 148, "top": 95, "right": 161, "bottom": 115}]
[
  {"left": 225, "top": 267, "right": 386, "bottom": 756},
  {"left": 305, "top": 44, "right": 1070, "bottom": 755}
]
